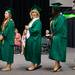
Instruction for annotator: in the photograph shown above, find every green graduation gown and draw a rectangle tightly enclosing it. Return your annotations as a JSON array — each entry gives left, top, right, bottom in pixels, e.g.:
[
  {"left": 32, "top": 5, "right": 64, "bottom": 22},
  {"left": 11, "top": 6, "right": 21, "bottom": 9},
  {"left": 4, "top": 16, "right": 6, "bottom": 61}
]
[
  {"left": 1, "top": 19, "right": 15, "bottom": 64},
  {"left": 24, "top": 19, "right": 42, "bottom": 65},
  {"left": 0, "top": 27, "right": 2, "bottom": 60},
  {"left": 49, "top": 14, "right": 67, "bottom": 62},
  {"left": 0, "top": 40, "right": 2, "bottom": 60}
]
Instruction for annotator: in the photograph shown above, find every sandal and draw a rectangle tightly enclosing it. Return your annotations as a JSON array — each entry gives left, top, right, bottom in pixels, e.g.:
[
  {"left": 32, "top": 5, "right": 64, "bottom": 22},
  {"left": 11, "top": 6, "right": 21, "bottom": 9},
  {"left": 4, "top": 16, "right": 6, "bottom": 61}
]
[
  {"left": 51, "top": 66, "right": 62, "bottom": 72},
  {"left": 26, "top": 65, "right": 42, "bottom": 71}
]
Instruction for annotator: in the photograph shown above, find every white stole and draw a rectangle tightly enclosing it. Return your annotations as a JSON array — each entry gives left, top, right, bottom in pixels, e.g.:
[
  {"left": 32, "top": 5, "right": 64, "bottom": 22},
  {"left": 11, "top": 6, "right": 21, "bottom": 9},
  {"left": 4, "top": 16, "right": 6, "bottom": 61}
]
[{"left": 26, "top": 18, "right": 39, "bottom": 39}]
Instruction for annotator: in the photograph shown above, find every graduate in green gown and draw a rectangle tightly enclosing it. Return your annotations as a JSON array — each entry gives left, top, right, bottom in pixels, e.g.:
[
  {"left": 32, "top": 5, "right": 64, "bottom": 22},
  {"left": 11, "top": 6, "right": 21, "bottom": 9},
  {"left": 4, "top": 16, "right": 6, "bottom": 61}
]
[
  {"left": 0, "top": 9, "right": 15, "bottom": 71},
  {"left": 24, "top": 5, "right": 42, "bottom": 71},
  {"left": 49, "top": 3, "right": 67, "bottom": 72}
]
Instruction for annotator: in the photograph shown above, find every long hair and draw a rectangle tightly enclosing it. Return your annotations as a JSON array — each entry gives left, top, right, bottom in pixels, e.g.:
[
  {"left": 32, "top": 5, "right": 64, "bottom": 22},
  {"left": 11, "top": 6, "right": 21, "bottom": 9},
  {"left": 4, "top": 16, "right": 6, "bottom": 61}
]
[{"left": 2, "top": 12, "right": 12, "bottom": 31}]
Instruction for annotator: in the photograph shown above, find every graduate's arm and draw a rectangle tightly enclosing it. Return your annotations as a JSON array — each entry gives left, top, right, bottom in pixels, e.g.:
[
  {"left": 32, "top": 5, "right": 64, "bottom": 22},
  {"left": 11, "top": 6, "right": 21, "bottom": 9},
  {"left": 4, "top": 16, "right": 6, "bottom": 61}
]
[
  {"left": 29, "top": 21, "right": 42, "bottom": 34},
  {"left": 2, "top": 20, "right": 14, "bottom": 37}
]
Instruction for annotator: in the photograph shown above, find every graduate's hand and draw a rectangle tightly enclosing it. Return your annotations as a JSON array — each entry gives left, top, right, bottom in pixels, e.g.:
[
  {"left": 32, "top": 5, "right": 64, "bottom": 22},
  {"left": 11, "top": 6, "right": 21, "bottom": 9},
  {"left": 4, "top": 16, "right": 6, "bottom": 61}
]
[
  {"left": 0, "top": 35, "right": 3, "bottom": 40},
  {"left": 25, "top": 26, "right": 29, "bottom": 30},
  {"left": 50, "top": 34, "right": 53, "bottom": 37}
]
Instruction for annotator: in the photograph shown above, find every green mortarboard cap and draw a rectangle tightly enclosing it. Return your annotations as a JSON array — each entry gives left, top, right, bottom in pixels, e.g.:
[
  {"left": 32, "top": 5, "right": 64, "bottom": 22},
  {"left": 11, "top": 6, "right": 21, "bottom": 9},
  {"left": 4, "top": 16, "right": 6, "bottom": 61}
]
[
  {"left": 5, "top": 8, "right": 13, "bottom": 15},
  {"left": 51, "top": 2, "right": 62, "bottom": 11},
  {"left": 51, "top": 2, "right": 62, "bottom": 7},
  {"left": 31, "top": 5, "right": 41, "bottom": 12},
  {"left": 5, "top": 10, "right": 11, "bottom": 14}
]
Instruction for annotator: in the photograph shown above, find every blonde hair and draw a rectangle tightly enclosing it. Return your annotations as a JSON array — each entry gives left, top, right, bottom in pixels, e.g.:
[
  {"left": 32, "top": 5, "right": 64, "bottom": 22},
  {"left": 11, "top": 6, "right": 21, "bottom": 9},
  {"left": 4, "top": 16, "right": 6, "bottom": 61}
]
[{"left": 30, "top": 9, "right": 40, "bottom": 19}]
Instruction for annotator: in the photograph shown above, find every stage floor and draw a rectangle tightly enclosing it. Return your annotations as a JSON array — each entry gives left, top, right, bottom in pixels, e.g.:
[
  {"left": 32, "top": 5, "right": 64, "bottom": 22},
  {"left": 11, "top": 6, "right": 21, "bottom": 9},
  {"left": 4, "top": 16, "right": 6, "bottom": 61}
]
[{"left": 0, "top": 47, "right": 75, "bottom": 75}]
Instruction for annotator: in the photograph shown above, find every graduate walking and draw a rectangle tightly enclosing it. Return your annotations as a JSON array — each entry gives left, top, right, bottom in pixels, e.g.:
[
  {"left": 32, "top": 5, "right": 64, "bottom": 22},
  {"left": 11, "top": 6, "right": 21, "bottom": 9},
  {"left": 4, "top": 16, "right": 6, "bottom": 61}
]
[
  {"left": 24, "top": 5, "right": 42, "bottom": 71},
  {"left": 0, "top": 9, "right": 15, "bottom": 71},
  {"left": 49, "top": 3, "right": 67, "bottom": 72}
]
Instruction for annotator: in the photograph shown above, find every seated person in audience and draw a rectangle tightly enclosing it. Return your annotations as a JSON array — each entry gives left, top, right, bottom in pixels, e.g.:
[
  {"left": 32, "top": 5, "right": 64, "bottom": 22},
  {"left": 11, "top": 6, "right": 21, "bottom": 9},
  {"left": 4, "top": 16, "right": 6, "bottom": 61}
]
[
  {"left": 14, "top": 28, "right": 21, "bottom": 54},
  {"left": 41, "top": 30, "right": 50, "bottom": 54},
  {"left": 45, "top": 30, "right": 50, "bottom": 39}
]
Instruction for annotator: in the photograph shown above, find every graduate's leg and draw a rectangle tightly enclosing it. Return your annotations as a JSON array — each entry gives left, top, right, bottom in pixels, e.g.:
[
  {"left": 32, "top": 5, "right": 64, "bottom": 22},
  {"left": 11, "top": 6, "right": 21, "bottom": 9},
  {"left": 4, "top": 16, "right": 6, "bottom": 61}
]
[
  {"left": 1, "top": 53, "right": 13, "bottom": 71},
  {"left": 1, "top": 46, "right": 14, "bottom": 71},
  {"left": 27, "top": 54, "right": 41, "bottom": 71}
]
